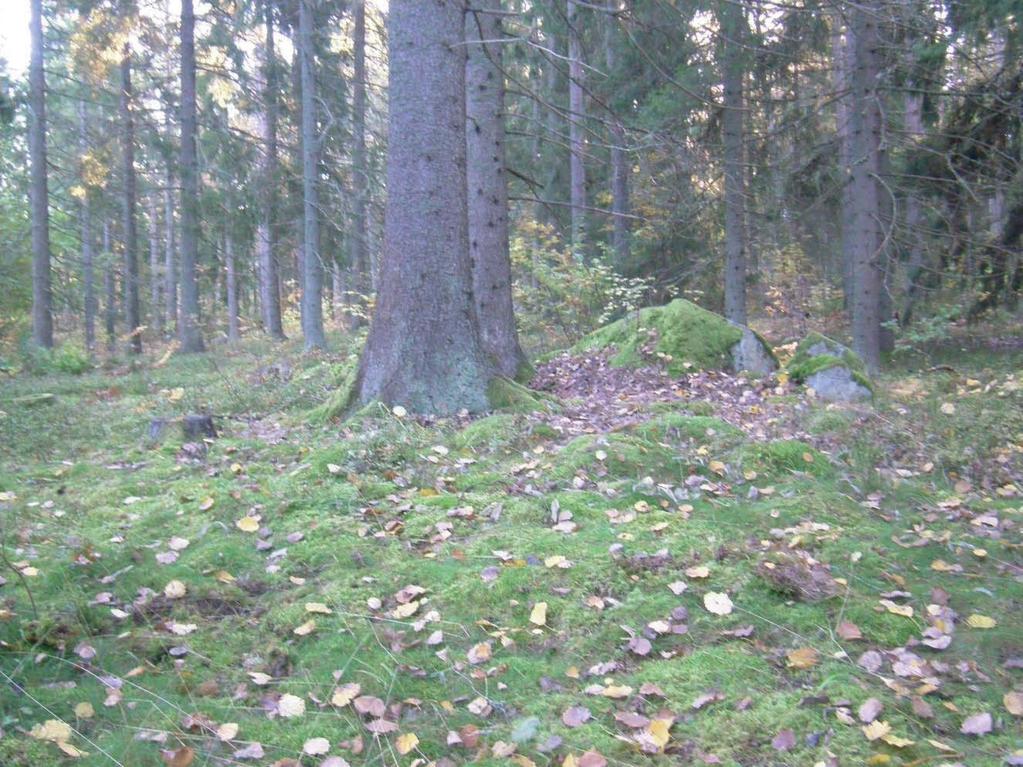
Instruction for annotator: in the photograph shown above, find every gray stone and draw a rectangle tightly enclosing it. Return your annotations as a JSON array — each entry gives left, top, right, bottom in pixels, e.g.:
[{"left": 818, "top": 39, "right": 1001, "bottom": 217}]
[
  {"left": 805, "top": 366, "right": 872, "bottom": 402},
  {"left": 730, "top": 326, "right": 778, "bottom": 376}
]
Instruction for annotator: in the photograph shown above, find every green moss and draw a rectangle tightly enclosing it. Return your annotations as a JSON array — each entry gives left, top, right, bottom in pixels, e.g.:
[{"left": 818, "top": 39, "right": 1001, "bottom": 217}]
[
  {"left": 787, "top": 332, "right": 872, "bottom": 388},
  {"left": 739, "top": 439, "right": 833, "bottom": 478},
  {"left": 629, "top": 412, "right": 742, "bottom": 448},
  {"left": 454, "top": 413, "right": 519, "bottom": 450},
  {"left": 306, "top": 360, "right": 358, "bottom": 422},
  {"left": 571, "top": 299, "right": 745, "bottom": 374},
  {"left": 486, "top": 376, "right": 556, "bottom": 413}
]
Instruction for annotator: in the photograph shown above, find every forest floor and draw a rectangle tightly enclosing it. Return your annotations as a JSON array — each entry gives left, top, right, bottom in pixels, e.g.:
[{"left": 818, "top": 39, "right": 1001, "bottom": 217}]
[{"left": 0, "top": 329, "right": 1022, "bottom": 767}]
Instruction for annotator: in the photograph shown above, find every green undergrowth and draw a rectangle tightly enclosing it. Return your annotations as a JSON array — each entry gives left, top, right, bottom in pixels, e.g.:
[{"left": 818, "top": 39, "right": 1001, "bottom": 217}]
[{"left": 0, "top": 333, "right": 1021, "bottom": 766}]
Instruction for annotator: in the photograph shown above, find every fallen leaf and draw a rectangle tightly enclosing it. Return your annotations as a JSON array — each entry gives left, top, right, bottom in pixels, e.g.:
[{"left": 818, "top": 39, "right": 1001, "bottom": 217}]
[
  {"left": 862, "top": 720, "right": 892, "bottom": 741},
  {"left": 771, "top": 729, "right": 796, "bottom": 751},
  {"left": 395, "top": 733, "right": 419, "bottom": 755},
  {"left": 529, "top": 602, "right": 548, "bottom": 626},
  {"left": 30, "top": 720, "right": 73, "bottom": 742},
  {"left": 305, "top": 602, "right": 333, "bottom": 614},
  {"left": 1005, "top": 691, "right": 1023, "bottom": 717},
  {"left": 277, "top": 694, "right": 306, "bottom": 718},
  {"left": 786, "top": 646, "right": 819, "bottom": 670},
  {"left": 332, "top": 683, "right": 361, "bottom": 707},
  {"left": 966, "top": 614, "right": 997, "bottom": 629},
  {"left": 216, "top": 722, "right": 239, "bottom": 741},
  {"left": 163, "top": 580, "right": 186, "bottom": 599},
  {"left": 562, "top": 706, "right": 591, "bottom": 728},
  {"left": 858, "top": 698, "right": 883, "bottom": 723},
  {"left": 73, "top": 702, "right": 94, "bottom": 719},
  {"left": 303, "top": 737, "right": 330, "bottom": 756},
  {"left": 703, "top": 592, "right": 733, "bottom": 615},
  {"left": 960, "top": 712, "right": 992, "bottom": 735}
]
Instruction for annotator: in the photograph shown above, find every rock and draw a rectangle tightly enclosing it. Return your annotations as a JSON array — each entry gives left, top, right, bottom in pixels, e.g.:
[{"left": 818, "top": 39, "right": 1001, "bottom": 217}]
[
  {"left": 571, "top": 299, "right": 777, "bottom": 375},
  {"left": 788, "top": 332, "right": 873, "bottom": 402},
  {"left": 805, "top": 366, "right": 873, "bottom": 402},
  {"left": 730, "top": 326, "right": 778, "bottom": 376}
]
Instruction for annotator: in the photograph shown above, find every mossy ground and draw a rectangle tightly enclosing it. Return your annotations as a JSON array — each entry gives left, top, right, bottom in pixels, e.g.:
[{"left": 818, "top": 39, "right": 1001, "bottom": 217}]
[{"left": 1, "top": 332, "right": 1021, "bottom": 766}]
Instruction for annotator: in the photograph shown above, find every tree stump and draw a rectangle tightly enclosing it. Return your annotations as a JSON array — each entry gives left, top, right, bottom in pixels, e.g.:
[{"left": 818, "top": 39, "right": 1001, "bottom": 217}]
[{"left": 182, "top": 414, "right": 217, "bottom": 440}]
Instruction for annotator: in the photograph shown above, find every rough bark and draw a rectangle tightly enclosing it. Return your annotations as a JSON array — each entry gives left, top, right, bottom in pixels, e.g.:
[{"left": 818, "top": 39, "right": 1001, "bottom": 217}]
[
  {"left": 351, "top": 0, "right": 369, "bottom": 296},
  {"left": 103, "top": 222, "right": 116, "bottom": 353},
  {"left": 225, "top": 229, "right": 239, "bottom": 341},
  {"left": 256, "top": 0, "right": 285, "bottom": 339},
  {"left": 178, "top": 0, "right": 205, "bottom": 352},
  {"left": 466, "top": 1, "right": 527, "bottom": 379},
  {"left": 120, "top": 34, "right": 142, "bottom": 355},
  {"left": 148, "top": 195, "right": 162, "bottom": 335},
  {"left": 720, "top": 0, "right": 746, "bottom": 324},
  {"left": 78, "top": 98, "right": 96, "bottom": 354},
  {"left": 847, "top": 2, "right": 884, "bottom": 371},
  {"left": 567, "top": 0, "right": 587, "bottom": 259},
  {"left": 299, "top": 0, "right": 326, "bottom": 350},
  {"left": 164, "top": 166, "right": 177, "bottom": 333},
  {"left": 354, "top": 0, "right": 495, "bottom": 414},
  {"left": 29, "top": 0, "right": 53, "bottom": 348},
  {"left": 831, "top": 15, "right": 856, "bottom": 308},
  {"left": 604, "top": 2, "right": 630, "bottom": 271}
]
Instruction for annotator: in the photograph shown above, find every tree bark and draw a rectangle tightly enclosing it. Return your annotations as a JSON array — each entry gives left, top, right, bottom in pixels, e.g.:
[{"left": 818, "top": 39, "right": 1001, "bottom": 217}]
[
  {"left": 225, "top": 228, "right": 240, "bottom": 341},
  {"left": 466, "top": 0, "right": 528, "bottom": 379},
  {"left": 255, "top": 0, "right": 285, "bottom": 339},
  {"left": 178, "top": 0, "right": 205, "bottom": 352},
  {"left": 831, "top": 15, "right": 856, "bottom": 308},
  {"left": 103, "top": 222, "right": 117, "bottom": 353},
  {"left": 299, "top": 0, "right": 326, "bottom": 350},
  {"left": 148, "top": 195, "right": 163, "bottom": 336},
  {"left": 78, "top": 98, "right": 96, "bottom": 354},
  {"left": 353, "top": 0, "right": 495, "bottom": 414},
  {"left": 847, "top": 2, "right": 884, "bottom": 372},
  {"left": 604, "top": 2, "right": 630, "bottom": 272},
  {"left": 720, "top": 0, "right": 747, "bottom": 325},
  {"left": 351, "top": 0, "right": 369, "bottom": 300},
  {"left": 567, "top": 0, "right": 587, "bottom": 260},
  {"left": 164, "top": 165, "right": 177, "bottom": 334},
  {"left": 29, "top": 0, "right": 53, "bottom": 348},
  {"left": 120, "top": 31, "right": 142, "bottom": 355}
]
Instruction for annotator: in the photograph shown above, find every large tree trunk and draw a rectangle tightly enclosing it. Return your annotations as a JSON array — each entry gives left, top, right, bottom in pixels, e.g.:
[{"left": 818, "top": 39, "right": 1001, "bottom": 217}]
[
  {"left": 353, "top": 0, "right": 495, "bottom": 414},
  {"left": 148, "top": 195, "right": 162, "bottom": 336},
  {"left": 720, "top": 0, "right": 747, "bottom": 324},
  {"left": 225, "top": 228, "right": 240, "bottom": 342},
  {"left": 567, "top": 0, "right": 587, "bottom": 260},
  {"left": 79, "top": 98, "right": 96, "bottom": 354},
  {"left": 29, "top": 0, "right": 53, "bottom": 348},
  {"left": 847, "top": 2, "right": 884, "bottom": 371},
  {"left": 120, "top": 33, "right": 142, "bottom": 355},
  {"left": 466, "top": 0, "right": 527, "bottom": 379},
  {"left": 256, "top": 0, "right": 285, "bottom": 339},
  {"left": 350, "top": 0, "right": 369, "bottom": 304},
  {"left": 103, "top": 222, "right": 117, "bottom": 353},
  {"left": 604, "top": 2, "right": 630, "bottom": 272},
  {"left": 299, "top": 0, "right": 326, "bottom": 350},
  {"left": 178, "top": 0, "right": 205, "bottom": 352}
]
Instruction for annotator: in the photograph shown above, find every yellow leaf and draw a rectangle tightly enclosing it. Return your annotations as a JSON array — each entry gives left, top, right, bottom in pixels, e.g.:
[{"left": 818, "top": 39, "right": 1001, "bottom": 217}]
[
  {"left": 1004, "top": 691, "right": 1023, "bottom": 716},
  {"left": 940, "top": 402, "right": 956, "bottom": 414},
  {"left": 277, "top": 693, "right": 306, "bottom": 718},
  {"left": 602, "top": 685, "right": 633, "bottom": 699},
  {"left": 73, "top": 702, "right": 94, "bottom": 719},
  {"left": 645, "top": 718, "right": 671, "bottom": 750},
  {"left": 966, "top": 614, "right": 997, "bottom": 629},
  {"left": 57, "top": 741, "right": 86, "bottom": 758},
  {"left": 392, "top": 601, "right": 420, "bottom": 619},
  {"left": 529, "top": 602, "right": 548, "bottom": 626},
  {"left": 216, "top": 722, "right": 239, "bottom": 740},
  {"left": 331, "top": 683, "right": 361, "bottom": 707},
  {"left": 879, "top": 599, "right": 914, "bottom": 618},
  {"left": 686, "top": 565, "right": 710, "bottom": 578},
  {"left": 927, "top": 739, "right": 956, "bottom": 752},
  {"left": 293, "top": 620, "right": 316, "bottom": 636},
  {"left": 235, "top": 516, "right": 259, "bottom": 532},
  {"left": 198, "top": 496, "right": 215, "bottom": 511},
  {"left": 163, "top": 580, "right": 187, "bottom": 599},
  {"left": 395, "top": 733, "right": 419, "bottom": 755},
  {"left": 881, "top": 733, "right": 915, "bottom": 748},
  {"left": 709, "top": 460, "right": 726, "bottom": 476},
  {"left": 786, "top": 647, "right": 819, "bottom": 670},
  {"left": 30, "top": 720, "right": 73, "bottom": 742},
  {"left": 862, "top": 720, "right": 892, "bottom": 741},
  {"left": 304, "top": 602, "right": 332, "bottom": 615}
]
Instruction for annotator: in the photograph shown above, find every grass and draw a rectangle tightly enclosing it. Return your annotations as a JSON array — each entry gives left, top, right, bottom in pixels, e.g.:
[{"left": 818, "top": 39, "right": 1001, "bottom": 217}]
[{"left": 0, "top": 330, "right": 1021, "bottom": 766}]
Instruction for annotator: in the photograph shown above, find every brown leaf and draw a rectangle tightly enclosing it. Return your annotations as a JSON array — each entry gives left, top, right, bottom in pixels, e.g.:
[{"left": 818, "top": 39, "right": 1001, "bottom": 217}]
[
  {"left": 160, "top": 748, "right": 195, "bottom": 767},
  {"left": 836, "top": 620, "right": 863, "bottom": 641},
  {"left": 353, "top": 696, "right": 385, "bottom": 718},
  {"left": 562, "top": 706, "right": 591, "bottom": 728},
  {"left": 578, "top": 750, "right": 608, "bottom": 767},
  {"left": 613, "top": 711, "right": 650, "bottom": 728},
  {"left": 771, "top": 729, "right": 796, "bottom": 751},
  {"left": 858, "top": 698, "right": 883, "bottom": 723}
]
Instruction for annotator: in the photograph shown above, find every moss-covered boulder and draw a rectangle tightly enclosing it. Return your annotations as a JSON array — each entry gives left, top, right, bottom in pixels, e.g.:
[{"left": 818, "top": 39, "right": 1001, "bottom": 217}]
[
  {"left": 788, "top": 332, "right": 873, "bottom": 402},
  {"left": 571, "top": 299, "right": 777, "bottom": 376}
]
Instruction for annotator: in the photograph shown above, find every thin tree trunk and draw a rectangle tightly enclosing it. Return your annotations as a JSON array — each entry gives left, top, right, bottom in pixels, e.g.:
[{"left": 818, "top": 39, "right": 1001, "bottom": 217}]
[
  {"left": 79, "top": 98, "right": 96, "bottom": 354},
  {"left": 466, "top": 0, "right": 528, "bottom": 379},
  {"left": 148, "top": 195, "right": 162, "bottom": 336},
  {"left": 178, "top": 0, "right": 205, "bottom": 352},
  {"left": 225, "top": 229, "right": 239, "bottom": 341},
  {"left": 103, "top": 222, "right": 116, "bottom": 353},
  {"left": 720, "top": 0, "right": 747, "bottom": 324},
  {"left": 29, "top": 0, "right": 53, "bottom": 348},
  {"left": 847, "top": 2, "right": 884, "bottom": 371},
  {"left": 604, "top": 2, "right": 630, "bottom": 272},
  {"left": 164, "top": 166, "right": 177, "bottom": 334},
  {"left": 299, "top": 0, "right": 326, "bottom": 350},
  {"left": 255, "top": 0, "right": 284, "bottom": 339},
  {"left": 354, "top": 0, "right": 495, "bottom": 414},
  {"left": 567, "top": 0, "right": 587, "bottom": 260},
  {"left": 832, "top": 15, "right": 856, "bottom": 309},
  {"left": 900, "top": 87, "right": 926, "bottom": 325},
  {"left": 351, "top": 0, "right": 369, "bottom": 299},
  {"left": 120, "top": 31, "right": 142, "bottom": 355}
]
